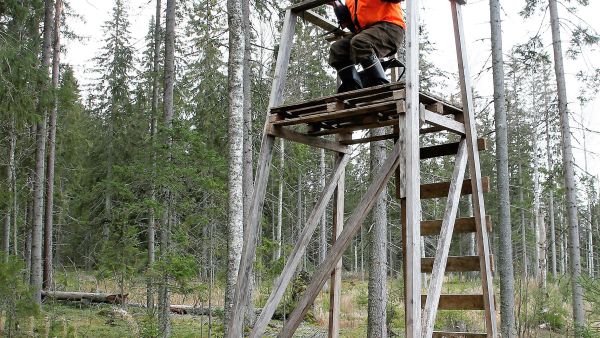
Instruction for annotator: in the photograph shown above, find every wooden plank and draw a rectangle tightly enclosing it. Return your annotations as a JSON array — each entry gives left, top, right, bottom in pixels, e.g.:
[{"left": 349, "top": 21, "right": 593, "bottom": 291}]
[
  {"left": 404, "top": 0, "right": 422, "bottom": 334},
  {"left": 308, "top": 117, "right": 400, "bottom": 136},
  {"left": 341, "top": 133, "right": 396, "bottom": 145},
  {"left": 451, "top": 1, "right": 498, "bottom": 335},
  {"left": 267, "top": 126, "right": 350, "bottom": 154},
  {"left": 422, "top": 140, "right": 468, "bottom": 336},
  {"left": 300, "top": 10, "right": 342, "bottom": 35},
  {"left": 421, "top": 139, "right": 487, "bottom": 159},
  {"left": 328, "top": 133, "right": 349, "bottom": 338},
  {"left": 249, "top": 153, "right": 350, "bottom": 338},
  {"left": 419, "top": 91, "right": 463, "bottom": 115},
  {"left": 226, "top": 11, "right": 297, "bottom": 338},
  {"left": 423, "top": 110, "right": 465, "bottom": 135},
  {"left": 271, "top": 101, "right": 397, "bottom": 127},
  {"left": 279, "top": 140, "right": 401, "bottom": 338},
  {"left": 418, "top": 177, "right": 490, "bottom": 199},
  {"left": 433, "top": 332, "right": 486, "bottom": 338},
  {"left": 289, "top": 0, "right": 331, "bottom": 13},
  {"left": 421, "top": 294, "right": 485, "bottom": 311},
  {"left": 270, "top": 82, "right": 404, "bottom": 114},
  {"left": 421, "top": 216, "right": 493, "bottom": 236},
  {"left": 421, "top": 255, "right": 493, "bottom": 273}
]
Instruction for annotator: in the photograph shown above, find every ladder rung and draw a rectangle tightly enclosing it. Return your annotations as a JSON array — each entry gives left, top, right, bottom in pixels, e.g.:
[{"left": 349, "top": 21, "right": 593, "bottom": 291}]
[
  {"left": 421, "top": 294, "right": 485, "bottom": 310},
  {"left": 421, "top": 255, "right": 493, "bottom": 273},
  {"left": 420, "top": 177, "right": 490, "bottom": 199},
  {"left": 433, "top": 332, "right": 487, "bottom": 338},
  {"left": 420, "top": 216, "right": 493, "bottom": 236},
  {"left": 420, "top": 139, "right": 487, "bottom": 159}
]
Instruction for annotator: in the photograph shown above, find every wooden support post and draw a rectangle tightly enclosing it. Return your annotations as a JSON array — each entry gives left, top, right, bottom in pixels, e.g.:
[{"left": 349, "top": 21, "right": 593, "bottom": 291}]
[
  {"left": 249, "top": 152, "right": 350, "bottom": 338},
  {"left": 328, "top": 133, "right": 349, "bottom": 338},
  {"left": 404, "top": 0, "right": 422, "bottom": 335},
  {"left": 227, "top": 10, "right": 298, "bottom": 338},
  {"left": 279, "top": 140, "right": 401, "bottom": 338},
  {"left": 450, "top": 1, "right": 498, "bottom": 336},
  {"left": 422, "top": 140, "right": 468, "bottom": 336}
]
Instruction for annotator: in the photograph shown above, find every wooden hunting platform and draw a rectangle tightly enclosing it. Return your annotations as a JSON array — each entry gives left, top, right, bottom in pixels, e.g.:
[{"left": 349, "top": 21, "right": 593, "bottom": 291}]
[{"left": 266, "top": 82, "right": 468, "bottom": 152}]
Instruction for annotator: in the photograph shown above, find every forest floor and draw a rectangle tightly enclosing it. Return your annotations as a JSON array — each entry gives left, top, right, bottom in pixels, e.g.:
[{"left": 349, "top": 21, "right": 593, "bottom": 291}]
[{"left": 2, "top": 270, "right": 588, "bottom": 337}]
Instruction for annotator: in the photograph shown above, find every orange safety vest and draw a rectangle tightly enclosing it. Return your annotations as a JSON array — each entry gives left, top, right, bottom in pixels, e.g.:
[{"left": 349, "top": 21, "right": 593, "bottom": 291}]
[{"left": 346, "top": 0, "right": 406, "bottom": 31}]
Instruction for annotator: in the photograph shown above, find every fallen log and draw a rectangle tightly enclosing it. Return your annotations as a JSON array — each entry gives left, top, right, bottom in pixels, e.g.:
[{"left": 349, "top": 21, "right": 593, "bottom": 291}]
[{"left": 42, "top": 291, "right": 128, "bottom": 304}]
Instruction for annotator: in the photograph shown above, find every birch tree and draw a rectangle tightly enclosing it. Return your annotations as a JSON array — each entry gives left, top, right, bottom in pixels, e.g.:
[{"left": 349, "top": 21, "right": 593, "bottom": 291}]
[{"left": 224, "top": 0, "right": 245, "bottom": 333}]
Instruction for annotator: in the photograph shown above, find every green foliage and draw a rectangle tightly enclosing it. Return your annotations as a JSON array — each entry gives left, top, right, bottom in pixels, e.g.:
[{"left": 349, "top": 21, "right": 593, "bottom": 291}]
[{"left": 0, "top": 254, "right": 40, "bottom": 336}]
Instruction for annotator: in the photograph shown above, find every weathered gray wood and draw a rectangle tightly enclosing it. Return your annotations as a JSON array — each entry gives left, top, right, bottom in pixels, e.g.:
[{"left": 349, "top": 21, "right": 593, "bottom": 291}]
[
  {"left": 272, "top": 101, "right": 398, "bottom": 127},
  {"left": 421, "top": 294, "right": 486, "bottom": 311},
  {"left": 421, "top": 255, "right": 494, "bottom": 273},
  {"left": 401, "top": 177, "right": 490, "bottom": 200},
  {"left": 249, "top": 153, "right": 350, "bottom": 338},
  {"left": 432, "top": 331, "right": 486, "bottom": 338},
  {"left": 300, "top": 10, "right": 342, "bottom": 34},
  {"left": 42, "top": 291, "right": 128, "bottom": 304},
  {"left": 421, "top": 216, "right": 492, "bottom": 236},
  {"left": 423, "top": 110, "right": 465, "bottom": 135},
  {"left": 420, "top": 139, "right": 486, "bottom": 160},
  {"left": 289, "top": 0, "right": 330, "bottom": 13},
  {"left": 422, "top": 140, "right": 468, "bottom": 337},
  {"left": 328, "top": 134, "right": 349, "bottom": 338},
  {"left": 227, "top": 10, "right": 297, "bottom": 337},
  {"left": 267, "top": 126, "right": 350, "bottom": 154},
  {"left": 404, "top": 0, "right": 422, "bottom": 335},
  {"left": 279, "top": 141, "right": 401, "bottom": 338},
  {"left": 451, "top": 1, "right": 497, "bottom": 335}
]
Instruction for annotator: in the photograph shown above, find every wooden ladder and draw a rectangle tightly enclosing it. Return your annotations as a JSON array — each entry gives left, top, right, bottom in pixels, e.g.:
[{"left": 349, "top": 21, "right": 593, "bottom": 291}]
[{"left": 225, "top": 0, "right": 498, "bottom": 337}]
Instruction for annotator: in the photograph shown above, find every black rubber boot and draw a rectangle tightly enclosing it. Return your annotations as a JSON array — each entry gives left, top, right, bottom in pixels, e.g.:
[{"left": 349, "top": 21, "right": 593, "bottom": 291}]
[
  {"left": 336, "top": 64, "right": 363, "bottom": 93},
  {"left": 360, "top": 53, "right": 389, "bottom": 88}
]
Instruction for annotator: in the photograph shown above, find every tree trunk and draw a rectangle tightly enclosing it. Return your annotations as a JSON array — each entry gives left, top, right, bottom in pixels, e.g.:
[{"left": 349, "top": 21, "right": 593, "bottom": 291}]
[
  {"left": 224, "top": 0, "right": 245, "bottom": 334},
  {"left": 544, "top": 77, "right": 557, "bottom": 278},
  {"left": 583, "top": 123, "right": 593, "bottom": 277},
  {"left": 2, "top": 114, "right": 16, "bottom": 260},
  {"left": 489, "top": 2, "right": 516, "bottom": 333},
  {"left": 158, "top": 0, "right": 176, "bottom": 336},
  {"left": 537, "top": 211, "right": 547, "bottom": 289},
  {"left": 275, "top": 139, "right": 284, "bottom": 261},
  {"left": 533, "top": 129, "right": 541, "bottom": 281},
  {"left": 518, "top": 164, "right": 528, "bottom": 281},
  {"left": 367, "top": 128, "right": 387, "bottom": 338},
  {"left": 43, "top": 0, "right": 62, "bottom": 291},
  {"left": 31, "top": 0, "right": 55, "bottom": 305},
  {"left": 147, "top": 0, "right": 162, "bottom": 311},
  {"left": 548, "top": 0, "right": 585, "bottom": 328}
]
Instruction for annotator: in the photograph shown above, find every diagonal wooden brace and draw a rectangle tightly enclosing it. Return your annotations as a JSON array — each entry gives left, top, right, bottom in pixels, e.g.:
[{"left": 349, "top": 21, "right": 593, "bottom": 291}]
[
  {"left": 422, "top": 139, "right": 468, "bottom": 336},
  {"left": 249, "top": 152, "right": 351, "bottom": 338},
  {"left": 227, "top": 10, "right": 298, "bottom": 337},
  {"left": 278, "top": 140, "right": 402, "bottom": 338}
]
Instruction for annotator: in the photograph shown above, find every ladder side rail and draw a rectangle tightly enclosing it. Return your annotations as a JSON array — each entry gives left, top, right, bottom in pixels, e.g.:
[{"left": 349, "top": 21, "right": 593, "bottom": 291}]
[
  {"left": 227, "top": 10, "right": 298, "bottom": 337},
  {"left": 249, "top": 152, "right": 350, "bottom": 338},
  {"left": 450, "top": 1, "right": 498, "bottom": 336},
  {"left": 279, "top": 140, "right": 402, "bottom": 338},
  {"left": 422, "top": 139, "right": 468, "bottom": 337},
  {"left": 404, "top": 0, "right": 422, "bottom": 335}
]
